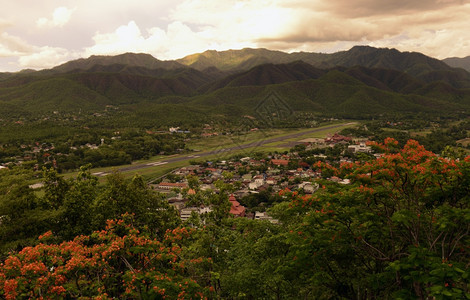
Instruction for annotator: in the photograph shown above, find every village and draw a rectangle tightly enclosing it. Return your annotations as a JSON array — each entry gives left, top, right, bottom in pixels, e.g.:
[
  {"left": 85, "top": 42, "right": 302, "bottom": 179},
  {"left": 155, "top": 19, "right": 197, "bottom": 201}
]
[{"left": 151, "top": 133, "right": 374, "bottom": 222}]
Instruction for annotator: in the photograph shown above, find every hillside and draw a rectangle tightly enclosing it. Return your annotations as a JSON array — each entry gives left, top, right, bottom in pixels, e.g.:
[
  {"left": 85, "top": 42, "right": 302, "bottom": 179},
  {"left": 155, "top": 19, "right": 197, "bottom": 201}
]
[
  {"left": 443, "top": 56, "right": 470, "bottom": 72},
  {"left": 50, "top": 52, "right": 184, "bottom": 74},
  {"left": 176, "top": 48, "right": 292, "bottom": 71},
  {"left": 0, "top": 77, "right": 111, "bottom": 115},
  {"left": 190, "top": 68, "right": 467, "bottom": 119},
  {"left": 203, "top": 61, "right": 326, "bottom": 92}
]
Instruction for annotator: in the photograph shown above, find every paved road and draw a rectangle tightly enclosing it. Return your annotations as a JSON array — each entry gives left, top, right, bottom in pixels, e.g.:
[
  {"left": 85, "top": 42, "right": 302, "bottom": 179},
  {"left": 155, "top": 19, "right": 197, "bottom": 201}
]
[{"left": 114, "top": 122, "right": 355, "bottom": 173}]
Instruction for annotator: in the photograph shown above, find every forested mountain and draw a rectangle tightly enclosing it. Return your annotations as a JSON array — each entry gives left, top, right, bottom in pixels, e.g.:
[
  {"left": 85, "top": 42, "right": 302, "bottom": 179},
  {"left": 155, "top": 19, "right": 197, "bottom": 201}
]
[
  {"left": 50, "top": 52, "right": 184, "bottom": 73},
  {"left": 1, "top": 46, "right": 470, "bottom": 121},
  {"left": 178, "top": 46, "right": 470, "bottom": 88},
  {"left": 443, "top": 55, "right": 470, "bottom": 72}
]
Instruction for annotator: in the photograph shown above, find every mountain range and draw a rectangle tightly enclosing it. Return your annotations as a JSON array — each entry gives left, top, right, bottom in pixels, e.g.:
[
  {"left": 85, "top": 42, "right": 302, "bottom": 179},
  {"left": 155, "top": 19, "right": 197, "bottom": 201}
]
[{"left": 1, "top": 46, "right": 470, "bottom": 124}]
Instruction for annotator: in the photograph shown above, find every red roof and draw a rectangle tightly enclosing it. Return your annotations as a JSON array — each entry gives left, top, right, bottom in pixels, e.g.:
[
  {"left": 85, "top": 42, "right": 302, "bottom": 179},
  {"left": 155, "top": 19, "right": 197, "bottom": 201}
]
[
  {"left": 325, "top": 133, "right": 352, "bottom": 144},
  {"left": 229, "top": 194, "right": 246, "bottom": 217},
  {"left": 271, "top": 159, "right": 289, "bottom": 166}
]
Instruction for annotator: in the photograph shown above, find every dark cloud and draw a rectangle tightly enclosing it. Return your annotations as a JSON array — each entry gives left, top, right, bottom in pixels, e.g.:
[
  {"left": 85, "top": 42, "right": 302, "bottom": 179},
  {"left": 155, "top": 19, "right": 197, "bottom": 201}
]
[{"left": 313, "top": 0, "right": 470, "bottom": 17}]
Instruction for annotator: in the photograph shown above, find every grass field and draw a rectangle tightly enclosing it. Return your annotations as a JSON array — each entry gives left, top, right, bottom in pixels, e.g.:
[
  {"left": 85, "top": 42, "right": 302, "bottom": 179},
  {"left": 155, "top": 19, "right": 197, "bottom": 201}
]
[
  {"left": 186, "top": 127, "right": 317, "bottom": 151},
  {"left": 409, "top": 130, "right": 432, "bottom": 137}
]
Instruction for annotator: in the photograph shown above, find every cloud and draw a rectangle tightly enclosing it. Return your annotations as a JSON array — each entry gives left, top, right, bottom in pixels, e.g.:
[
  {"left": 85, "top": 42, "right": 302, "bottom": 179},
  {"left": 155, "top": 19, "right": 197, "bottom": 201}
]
[
  {"left": 18, "top": 46, "right": 77, "bottom": 69},
  {"left": 0, "top": 18, "right": 30, "bottom": 57},
  {"left": 83, "top": 1, "right": 294, "bottom": 60},
  {"left": 299, "top": 0, "right": 470, "bottom": 18},
  {"left": 83, "top": 20, "right": 250, "bottom": 60},
  {"left": 253, "top": 0, "right": 470, "bottom": 58},
  {"left": 84, "top": 21, "right": 163, "bottom": 57},
  {"left": 170, "top": 0, "right": 292, "bottom": 40},
  {"left": 0, "top": 32, "right": 33, "bottom": 57},
  {"left": 37, "top": 7, "right": 75, "bottom": 28}
]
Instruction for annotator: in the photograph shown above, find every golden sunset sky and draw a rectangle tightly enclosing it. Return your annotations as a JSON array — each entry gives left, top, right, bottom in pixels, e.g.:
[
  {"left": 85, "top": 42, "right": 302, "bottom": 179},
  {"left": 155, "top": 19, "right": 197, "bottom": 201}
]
[{"left": 1, "top": 0, "right": 469, "bottom": 71}]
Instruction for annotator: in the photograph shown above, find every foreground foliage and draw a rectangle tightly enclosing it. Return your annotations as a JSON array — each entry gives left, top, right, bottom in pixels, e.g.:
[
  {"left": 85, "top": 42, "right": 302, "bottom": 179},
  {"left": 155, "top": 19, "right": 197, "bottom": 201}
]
[{"left": 0, "top": 139, "right": 469, "bottom": 299}]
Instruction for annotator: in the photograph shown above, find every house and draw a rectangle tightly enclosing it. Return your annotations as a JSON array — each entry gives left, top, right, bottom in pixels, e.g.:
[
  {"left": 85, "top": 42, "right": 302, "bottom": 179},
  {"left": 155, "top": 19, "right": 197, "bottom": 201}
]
[
  {"left": 200, "top": 184, "right": 214, "bottom": 191},
  {"left": 180, "top": 207, "right": 199, "bottom": 222},
  {"left": 271, "top": 159, "right": 289, "bottom": 166},
  {"left": 253, "top": 175, "right": 265, "bottom": 185},
  {"left": 167, "top": 196, "right": 188, "bottom": 211},
  {"left": 254, "top": 211, "right": 278, "bottom": 223},
  {"left": 325, "top": 133, "right": 352, "bottom": 144},
  {"left": 155, "top": 182, "right": 188, "bottom": 190},
  {"left": 266, "top": 177, "right": 277, "bottom": 185},
  {"left": 240, "top": 157, "right": 251, "bottom": 163},
  {"left": 348, "top": 143, "right": 372, "bottom": 153},
  {"left": 179, "top": 206, "right": 213, "bottom": 222},
  {"left": 298, "top": 182, "right": 319, "bottom": 194},
  {"left": 241, "top": 174, "right": 252, "bottom": 181},
  {"left": 229, "top": 194, "right": 246, "bottom": 217},
  {"left": 249, "top": 179, "right": 264, "bottom": 190}
]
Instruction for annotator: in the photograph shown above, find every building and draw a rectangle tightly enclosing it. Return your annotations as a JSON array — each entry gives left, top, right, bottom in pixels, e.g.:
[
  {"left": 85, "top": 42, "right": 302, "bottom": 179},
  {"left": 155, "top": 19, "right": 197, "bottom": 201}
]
[
  {"left": 348, "top": 143, "right": 372, "bottom": 153},
  {"left": 271, "top": 159, "right": 289, "bottom": 166},
  {"left": 254, "top": 211, "right": 278, "bottom": 223},
  {"left": 179, "top": 206, "right": 213, "bottom": 222},
  {"left": 155, "top": 182, "right": 188, "bottom": 190},
  {"left": 229, "top": 194, "right": 246, "bottom": 217},
  {"left": 325, "top": 133, "right": 352, "bottom": 144}
]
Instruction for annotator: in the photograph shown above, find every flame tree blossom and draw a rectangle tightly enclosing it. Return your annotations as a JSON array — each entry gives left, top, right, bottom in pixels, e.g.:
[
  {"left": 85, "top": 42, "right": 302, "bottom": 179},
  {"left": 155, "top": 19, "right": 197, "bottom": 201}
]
[{"left": 0, "top": 214, "right": 214, "bottom": 299}]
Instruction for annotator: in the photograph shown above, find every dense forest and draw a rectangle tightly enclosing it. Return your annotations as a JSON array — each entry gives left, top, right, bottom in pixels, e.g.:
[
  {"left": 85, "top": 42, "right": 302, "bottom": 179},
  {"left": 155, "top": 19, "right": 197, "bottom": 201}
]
[{"left": 0, "top": 139, "right": 468, "bottom": 299}]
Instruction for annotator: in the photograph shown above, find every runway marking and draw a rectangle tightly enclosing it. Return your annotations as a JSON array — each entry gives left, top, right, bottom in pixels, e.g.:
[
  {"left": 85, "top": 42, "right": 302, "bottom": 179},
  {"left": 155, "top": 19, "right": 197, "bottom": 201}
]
[
  {"left": 92, "top": 172, "right": 108, "bottom": 177},
  {"left": 146, "top": 161, "right": 168, "bottom": 166}
]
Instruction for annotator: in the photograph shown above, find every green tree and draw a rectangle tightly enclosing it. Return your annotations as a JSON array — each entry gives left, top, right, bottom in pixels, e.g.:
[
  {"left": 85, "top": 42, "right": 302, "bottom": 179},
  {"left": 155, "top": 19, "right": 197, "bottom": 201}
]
[
  {"left": 42, "top": 167, "right": 69, "bottom": 209},
  {"left": 93, "top": 172, "right": 180, "bottom": 237},
  {"left": 59, "top": 165, "right": 97, "bottom": 240},
  {"left": 0, "top": 167, "right": 54, "bottom": 254}
]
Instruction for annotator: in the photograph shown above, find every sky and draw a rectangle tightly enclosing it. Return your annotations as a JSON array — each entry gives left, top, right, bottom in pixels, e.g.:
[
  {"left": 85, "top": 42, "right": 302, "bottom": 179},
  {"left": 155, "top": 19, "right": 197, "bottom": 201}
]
[{"left": 1, "top": 0, "right": 470, "bottom": 72}]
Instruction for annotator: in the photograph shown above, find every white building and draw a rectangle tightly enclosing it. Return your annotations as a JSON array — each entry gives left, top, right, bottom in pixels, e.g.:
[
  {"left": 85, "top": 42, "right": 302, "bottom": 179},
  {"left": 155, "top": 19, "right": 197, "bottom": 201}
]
[{"left": 348, "top": 143, "right": 372, "bottom": 153}]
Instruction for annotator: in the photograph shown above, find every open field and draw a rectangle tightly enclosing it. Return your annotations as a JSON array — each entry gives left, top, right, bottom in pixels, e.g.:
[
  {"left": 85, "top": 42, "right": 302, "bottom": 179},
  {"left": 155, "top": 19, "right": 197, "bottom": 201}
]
[{"left": 409, "top": 130, "right": 432, "bottom": 137}]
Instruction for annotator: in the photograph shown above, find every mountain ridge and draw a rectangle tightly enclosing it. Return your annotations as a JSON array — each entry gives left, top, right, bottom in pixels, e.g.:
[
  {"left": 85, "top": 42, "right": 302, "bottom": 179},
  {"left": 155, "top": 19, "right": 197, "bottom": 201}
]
[{"left": 443, "top": 56, "right": 470, "bottom": 72}]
